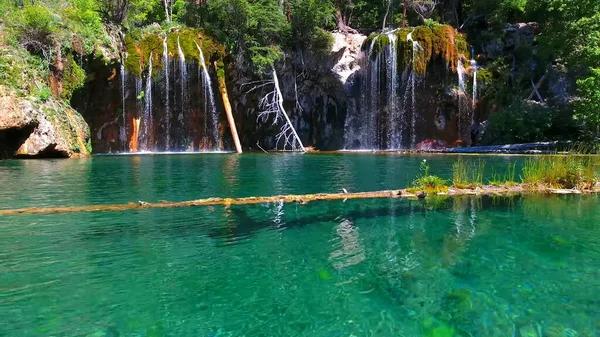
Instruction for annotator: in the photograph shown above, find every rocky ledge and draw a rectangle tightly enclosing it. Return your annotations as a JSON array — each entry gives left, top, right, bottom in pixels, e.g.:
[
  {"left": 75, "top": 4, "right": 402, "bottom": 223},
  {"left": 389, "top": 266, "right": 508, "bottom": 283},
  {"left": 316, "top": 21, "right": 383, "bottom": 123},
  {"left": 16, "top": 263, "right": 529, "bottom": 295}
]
[{"left": 0, "top": 86, "right": 91, "bottom": 159}]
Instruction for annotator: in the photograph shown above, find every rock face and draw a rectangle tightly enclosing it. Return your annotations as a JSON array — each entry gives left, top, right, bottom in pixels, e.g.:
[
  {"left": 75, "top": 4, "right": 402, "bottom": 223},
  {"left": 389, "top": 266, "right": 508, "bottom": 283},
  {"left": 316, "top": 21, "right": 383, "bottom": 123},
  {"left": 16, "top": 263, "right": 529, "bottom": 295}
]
[
  {"left": 0, "top": 86, "right": 90, "bottom": 158},
  {"left": 73, "top": 27, "right": 472, "bottom": 152},
  {"left": 331, "top": 32, "right": 367, "bottom": 85}
]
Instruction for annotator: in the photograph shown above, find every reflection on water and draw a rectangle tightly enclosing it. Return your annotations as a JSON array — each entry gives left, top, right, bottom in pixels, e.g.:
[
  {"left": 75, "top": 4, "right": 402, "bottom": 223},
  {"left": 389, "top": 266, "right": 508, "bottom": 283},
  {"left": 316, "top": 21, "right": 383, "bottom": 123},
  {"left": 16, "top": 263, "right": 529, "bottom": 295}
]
[{"left": 2, "top": 194, "right": 600, "bottom": 336}]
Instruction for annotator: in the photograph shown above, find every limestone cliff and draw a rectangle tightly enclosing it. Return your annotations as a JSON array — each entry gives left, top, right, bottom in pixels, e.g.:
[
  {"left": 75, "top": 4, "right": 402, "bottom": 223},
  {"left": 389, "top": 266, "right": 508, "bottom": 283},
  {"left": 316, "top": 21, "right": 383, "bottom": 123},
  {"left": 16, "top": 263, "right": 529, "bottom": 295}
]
[{"left": 0, "top": 86, "right": 90, "bottom": 158}]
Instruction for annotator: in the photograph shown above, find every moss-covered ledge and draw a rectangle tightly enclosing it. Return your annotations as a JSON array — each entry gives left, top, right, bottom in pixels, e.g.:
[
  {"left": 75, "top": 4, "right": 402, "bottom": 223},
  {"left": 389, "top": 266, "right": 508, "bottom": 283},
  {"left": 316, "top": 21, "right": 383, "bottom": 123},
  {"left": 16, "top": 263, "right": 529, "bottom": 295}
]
[
  {"left": 362, "top": 24, "right": 470, "bottom": 76},
  {"left": 124, "top": 27, "right": 226, "bottom": 77}
]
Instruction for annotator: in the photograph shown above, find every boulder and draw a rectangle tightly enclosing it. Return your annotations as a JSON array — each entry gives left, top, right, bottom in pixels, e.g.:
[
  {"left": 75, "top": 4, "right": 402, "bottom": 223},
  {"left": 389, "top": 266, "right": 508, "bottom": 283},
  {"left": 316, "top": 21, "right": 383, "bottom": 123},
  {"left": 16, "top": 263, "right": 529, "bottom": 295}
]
[{"left": 0, "top": 85, "right": 91, "bottom": 158}]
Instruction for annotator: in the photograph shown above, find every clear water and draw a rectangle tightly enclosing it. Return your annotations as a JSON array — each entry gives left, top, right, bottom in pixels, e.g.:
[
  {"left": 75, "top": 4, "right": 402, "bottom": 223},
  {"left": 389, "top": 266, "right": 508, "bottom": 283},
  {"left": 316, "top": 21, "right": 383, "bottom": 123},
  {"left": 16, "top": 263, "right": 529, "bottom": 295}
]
[{"left": 1, "top": 154, "right": 599, "bottom": 337}]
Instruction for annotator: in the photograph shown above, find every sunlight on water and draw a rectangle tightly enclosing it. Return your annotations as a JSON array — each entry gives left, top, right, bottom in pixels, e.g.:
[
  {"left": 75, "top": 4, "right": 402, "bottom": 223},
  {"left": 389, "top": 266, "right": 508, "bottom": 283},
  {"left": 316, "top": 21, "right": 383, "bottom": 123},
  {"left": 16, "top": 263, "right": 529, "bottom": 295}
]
[{"left": 1, "top": 155, "right": 598, "bottom": 337}]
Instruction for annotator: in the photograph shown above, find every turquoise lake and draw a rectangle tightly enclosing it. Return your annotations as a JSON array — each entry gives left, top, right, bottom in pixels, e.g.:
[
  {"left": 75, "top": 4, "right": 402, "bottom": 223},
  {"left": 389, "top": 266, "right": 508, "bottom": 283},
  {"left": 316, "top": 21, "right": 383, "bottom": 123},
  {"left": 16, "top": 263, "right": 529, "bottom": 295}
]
[{"left": 1, "top": 154, "right": 599, "bottom": 336}]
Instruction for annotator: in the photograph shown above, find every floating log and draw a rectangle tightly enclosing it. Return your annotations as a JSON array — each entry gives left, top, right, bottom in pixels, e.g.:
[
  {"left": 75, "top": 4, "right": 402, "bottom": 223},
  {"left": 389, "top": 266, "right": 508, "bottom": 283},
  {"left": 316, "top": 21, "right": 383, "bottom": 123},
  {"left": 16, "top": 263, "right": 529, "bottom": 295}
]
[{"left": 0, "top": 185, "right": 598, "bottom": 217}]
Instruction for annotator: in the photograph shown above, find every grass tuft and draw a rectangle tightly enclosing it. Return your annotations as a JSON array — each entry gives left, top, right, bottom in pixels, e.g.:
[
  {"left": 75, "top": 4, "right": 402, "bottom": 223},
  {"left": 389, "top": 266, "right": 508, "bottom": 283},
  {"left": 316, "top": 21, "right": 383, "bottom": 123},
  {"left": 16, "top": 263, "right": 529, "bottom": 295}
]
[
  {"left": 410, "top": 159, "right": 449, "bottom": 194},
  {"left": 522, "top": 155, "right": 598, "bottom": 190},
  {"left": 452, "top": 159, "right": 486, "bottom": 188}
]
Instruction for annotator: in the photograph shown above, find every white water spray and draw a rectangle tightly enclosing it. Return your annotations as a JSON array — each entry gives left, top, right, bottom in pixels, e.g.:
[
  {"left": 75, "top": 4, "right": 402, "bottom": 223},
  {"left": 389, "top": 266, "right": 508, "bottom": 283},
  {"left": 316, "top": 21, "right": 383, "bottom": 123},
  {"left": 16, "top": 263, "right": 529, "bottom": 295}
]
[
  {"left": 457, "top": 60, "right": 466, "bottom": 92},
  {"left": 386, "top": 32, "right": 401, "bottom": 149},
  {"left": 177, "top": 36, "right": 188, "bottom": 129},
  {"left": 163, "top": 36, "right": 170, "bottom": 150},
  {"left": 471, "top": 59, "right": 478, "bottom": 108},
  {"left": 140, "top": 53, "right": 153, "bottom": 151},
  {"left": 195, "top": 41, "right": 220, "bottom": 149},
  {"left": 120, "top": 54, "right": 127, "bottom": 149},
  {"left": 407, "top": 32, "right": 421, "bottom": 148}
]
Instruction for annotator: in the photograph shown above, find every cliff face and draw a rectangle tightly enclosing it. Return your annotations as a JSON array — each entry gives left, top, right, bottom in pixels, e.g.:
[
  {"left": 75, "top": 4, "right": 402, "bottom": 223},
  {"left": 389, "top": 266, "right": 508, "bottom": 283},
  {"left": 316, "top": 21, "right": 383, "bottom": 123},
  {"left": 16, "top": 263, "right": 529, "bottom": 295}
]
[
  {"left": 70, "top": 25, "right": 472, "bottom": 153},
  {"left": 0, "top": 86, "right": 91, "bottom": 158}
]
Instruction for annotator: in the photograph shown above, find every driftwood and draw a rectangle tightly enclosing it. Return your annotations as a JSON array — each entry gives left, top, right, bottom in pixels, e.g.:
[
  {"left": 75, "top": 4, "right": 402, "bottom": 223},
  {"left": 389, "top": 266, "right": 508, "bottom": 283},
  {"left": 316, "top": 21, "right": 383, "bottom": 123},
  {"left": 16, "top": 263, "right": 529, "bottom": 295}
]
[{"left": 0, "top": 185, "right": 598, "bottom": 217}]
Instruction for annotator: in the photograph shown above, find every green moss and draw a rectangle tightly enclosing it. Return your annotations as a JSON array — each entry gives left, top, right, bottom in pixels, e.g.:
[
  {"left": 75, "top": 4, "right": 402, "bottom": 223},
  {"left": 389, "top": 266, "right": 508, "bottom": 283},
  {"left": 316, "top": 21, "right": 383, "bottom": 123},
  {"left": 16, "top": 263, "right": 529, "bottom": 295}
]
[
  {"left": 371, "top": 34, "right": 391, "bottom": 57},
  {"left": 124, "top": 35, "right": 142, "bottom": 76},
  {"left": 412, "top": 26, "right": 434, "bottom": 75},
  {"left": 126, "top": 28, "right": 226, "bottom": 77},
  {"left": 61, "top": 55, "right": 86, "bottom": 100}
]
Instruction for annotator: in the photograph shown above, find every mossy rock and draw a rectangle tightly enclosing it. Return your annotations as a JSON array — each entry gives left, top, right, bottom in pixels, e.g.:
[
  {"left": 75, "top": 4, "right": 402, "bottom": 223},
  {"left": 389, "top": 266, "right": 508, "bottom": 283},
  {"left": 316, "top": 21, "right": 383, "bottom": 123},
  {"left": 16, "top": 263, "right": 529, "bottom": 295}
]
[
  {"left": 125, "top": 28, "right": 226, "bottom": 77},
  {"left": 364, "top": 25, "right": 469, "bottom": 76}
]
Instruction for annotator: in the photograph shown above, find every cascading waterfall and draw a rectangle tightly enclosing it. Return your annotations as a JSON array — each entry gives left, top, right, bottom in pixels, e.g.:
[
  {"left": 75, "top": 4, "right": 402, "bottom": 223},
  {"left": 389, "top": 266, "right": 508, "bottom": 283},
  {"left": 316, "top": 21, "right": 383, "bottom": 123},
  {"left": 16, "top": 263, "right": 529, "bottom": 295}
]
[
  {"left": 407, "top": 32, "right": 421, "bottom": 148},
  {"left": 386, "top": 32, "right": 402, "bottom": 149},
  {"left": 457, "top": 60, "right": 466, "bottom": 91},
  {"left": 457, "top": 59, "right": 471, "bottom": 144},
  {"left": 139, "top": 52, "right": 153, "bottom": 151},
  {"left": 196, "top": 42, "right": 220, "bottom": 150},
  {"left": 177, "top": 36, "right": 188, "bottom": 133},
  {"left": 163, "top": 36, "right": 171, "bottom": 150},
  {"left": 120, "top": 54, "right": 127, "bottom": 149},
  {"left": 471, "top": 59, "right": 478, "bottom": 108}
]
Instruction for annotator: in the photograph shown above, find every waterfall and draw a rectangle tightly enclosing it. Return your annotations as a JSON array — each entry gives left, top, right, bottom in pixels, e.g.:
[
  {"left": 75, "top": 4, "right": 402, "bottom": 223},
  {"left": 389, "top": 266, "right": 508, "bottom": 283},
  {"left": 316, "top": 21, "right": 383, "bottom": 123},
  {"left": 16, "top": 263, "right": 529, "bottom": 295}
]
[
  {"left": 120, "top": 55, "right": 127, "bottom": 150},
  {"left": 139, "top": 52, "right": 153, "bottom": 151},
  {"left": 457, "top": 60, "right": 466, "bottom": 91},
  {"left": 163, "top": 36, "right": 171, "bottom": 150},
  {"left": 344, "top": 31, "right": 419, "bottom": 150},
  {"left": 471, "top": 59, "right": 478, "bottom": 108},
  {"left": 457, "top": 59, "right": 470, "bottom": 144},
  {"left": 386, "top": 32, "right": 402, "bottom": 149},
  {"left": 407, "top": 32, "right": 421, "bottom": 148},
  {"left": 195, "top": 42, "right": 220, "bottom": 150},
  {"left": 177, "top": 36, "right": 188, "bottom": 138}
]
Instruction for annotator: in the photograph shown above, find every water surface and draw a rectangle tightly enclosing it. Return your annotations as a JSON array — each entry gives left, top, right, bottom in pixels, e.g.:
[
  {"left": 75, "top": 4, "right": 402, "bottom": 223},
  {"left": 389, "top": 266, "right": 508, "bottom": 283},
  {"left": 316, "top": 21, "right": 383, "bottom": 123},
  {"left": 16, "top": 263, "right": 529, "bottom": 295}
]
[{"left": 1, "top": 154, "right": 598, "bottom": 337}]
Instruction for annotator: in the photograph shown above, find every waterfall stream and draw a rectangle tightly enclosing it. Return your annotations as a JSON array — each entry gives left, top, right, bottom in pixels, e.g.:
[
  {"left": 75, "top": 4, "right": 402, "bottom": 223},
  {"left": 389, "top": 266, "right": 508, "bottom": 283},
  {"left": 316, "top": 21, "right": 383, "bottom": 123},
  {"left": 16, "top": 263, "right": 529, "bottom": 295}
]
[
  {"left": 120, "top": 55, "right": 127, "bottom": 149},
  {"left": 140, "top": 53, "right": 153, "bottom": 151},
  {"left": 163, "top": 36, "right": 170, "bottom": 150},
  {"left": 407, "top": 32, "right": 421, "bottom": 148},
  {"left": 196, "top": 42, "right": 220, "bottom": 150},
  {"left": 178, "top": 36, "right": 188, "bottom": 135}
]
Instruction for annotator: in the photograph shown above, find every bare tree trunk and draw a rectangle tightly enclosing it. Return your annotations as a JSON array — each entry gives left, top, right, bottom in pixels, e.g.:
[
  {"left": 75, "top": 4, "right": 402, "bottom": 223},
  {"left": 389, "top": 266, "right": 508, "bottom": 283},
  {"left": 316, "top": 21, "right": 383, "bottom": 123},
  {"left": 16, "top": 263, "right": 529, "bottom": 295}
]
[
  {"left": 215, "top": 63, "right": 242, "bottom": 153},
  {"left": 272, "top": 69, "right": 305, "bottom": 152},
  {"left": 336, "top": 10, "right": 358, "bottom": 34},
  {"left": 402, "top": 1, "right": 407, "bottom": 28}
]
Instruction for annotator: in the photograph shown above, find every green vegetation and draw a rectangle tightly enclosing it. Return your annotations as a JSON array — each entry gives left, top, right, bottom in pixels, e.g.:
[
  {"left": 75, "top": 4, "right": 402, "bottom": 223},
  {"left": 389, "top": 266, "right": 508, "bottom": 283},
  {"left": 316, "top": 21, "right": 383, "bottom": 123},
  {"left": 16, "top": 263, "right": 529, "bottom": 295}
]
[
  {"left": 522, "top": 156, "right": 598, "bottom": 190},
  {"left": 452, "top": 159, "right": 486, "bottom": 188},
  {"left": 410, "top": 160, "right": 449, "bottom": 194},
  {"left": 408, "top": 156, "right": 597, "bottom": 197},
  {"left": 490, "top": 162, "right": 517, "bottom": 186}
]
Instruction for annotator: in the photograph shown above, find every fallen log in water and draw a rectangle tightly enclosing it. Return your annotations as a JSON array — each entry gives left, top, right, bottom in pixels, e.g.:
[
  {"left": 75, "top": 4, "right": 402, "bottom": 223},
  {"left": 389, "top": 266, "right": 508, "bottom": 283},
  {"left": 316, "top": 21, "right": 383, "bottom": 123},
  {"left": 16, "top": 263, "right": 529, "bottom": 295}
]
[{"left": 0, "top": 185, "right": 598, "bottom": 216}]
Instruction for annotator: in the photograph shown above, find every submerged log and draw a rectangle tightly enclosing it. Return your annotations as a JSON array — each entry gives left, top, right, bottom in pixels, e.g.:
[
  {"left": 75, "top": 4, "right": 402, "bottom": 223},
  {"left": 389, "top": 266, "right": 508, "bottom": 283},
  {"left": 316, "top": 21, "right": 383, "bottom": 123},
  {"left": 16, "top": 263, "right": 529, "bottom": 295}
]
[{"left": 0, "top": 185, "right": 598, "bottom": 217}]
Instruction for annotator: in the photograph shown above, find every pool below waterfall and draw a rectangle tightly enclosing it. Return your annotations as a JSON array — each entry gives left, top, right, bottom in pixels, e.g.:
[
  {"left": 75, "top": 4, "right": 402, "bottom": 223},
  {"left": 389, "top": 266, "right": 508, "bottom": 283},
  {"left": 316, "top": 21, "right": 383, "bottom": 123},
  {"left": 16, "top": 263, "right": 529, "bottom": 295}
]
[{"left": 1, "top": 154, "right": 599, "bottom": 337}]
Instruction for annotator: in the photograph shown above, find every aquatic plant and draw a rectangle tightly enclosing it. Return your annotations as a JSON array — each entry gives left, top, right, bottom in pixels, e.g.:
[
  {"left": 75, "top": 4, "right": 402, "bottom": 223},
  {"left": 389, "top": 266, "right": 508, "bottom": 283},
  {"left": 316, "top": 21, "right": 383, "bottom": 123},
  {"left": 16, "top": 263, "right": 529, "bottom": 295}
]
[
  {"left": 522, "top": 155, "right": 598, "bottom": 190},
  {"left": 411, "top": 159, "right": 449, "bottom": 194},
  {"left": 452, "top": 159, "right": 486, "bottom": 188},
  {"left": 489, "top": 162, "right": 517, "bottom": 186}
]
